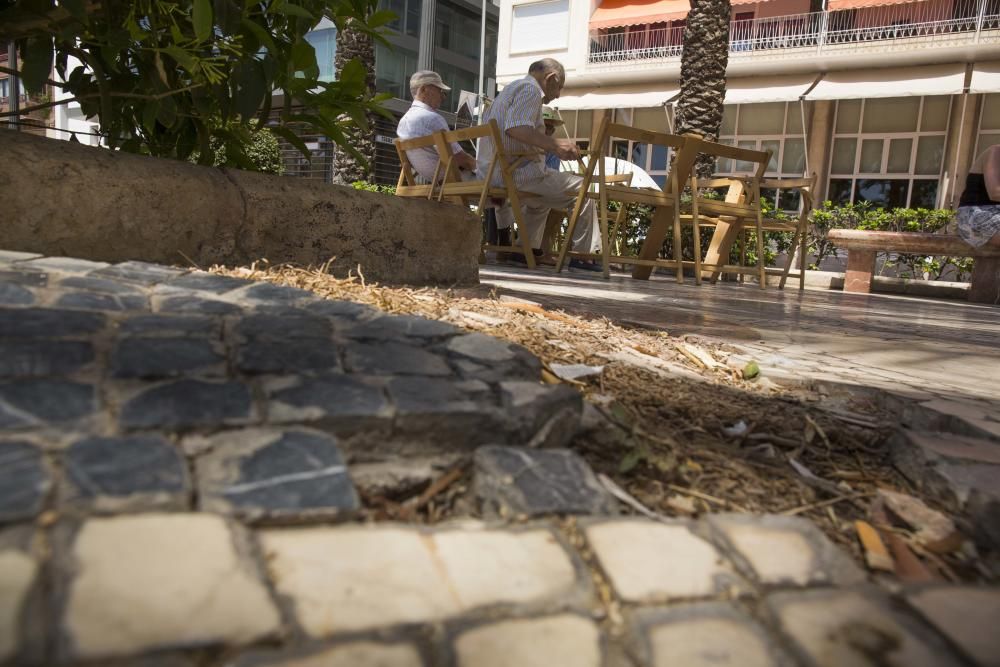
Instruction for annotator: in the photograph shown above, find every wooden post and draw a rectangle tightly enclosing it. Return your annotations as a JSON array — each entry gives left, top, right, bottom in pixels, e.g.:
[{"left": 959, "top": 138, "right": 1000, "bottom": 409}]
[
  {"left": 969, "top": 257, "right": 1000, "bottom": 304},
  {"left": 844, "top": 249, "right": 876, "bottom": 293}
]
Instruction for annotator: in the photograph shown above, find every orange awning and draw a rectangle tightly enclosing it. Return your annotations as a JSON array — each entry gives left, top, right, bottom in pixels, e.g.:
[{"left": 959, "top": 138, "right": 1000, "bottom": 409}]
[
  {"left": 590, "top": 0, "right": 690, "bottom": 30},
  {"left": 827, "top": 0, "right": 927, "bottom": 10},
  {"left": 590, "top": 0, "right": 775, "bottom": 30}
]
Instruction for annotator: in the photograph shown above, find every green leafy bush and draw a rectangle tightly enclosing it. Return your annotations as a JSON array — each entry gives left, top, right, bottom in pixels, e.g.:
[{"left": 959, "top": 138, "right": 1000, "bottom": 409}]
[
  {"left": 351, "top": 180, "right": 396, "bottom": 195},
  {"left": 809, "top": 202, "right": 969, "bottom": 281},
  {"left": 2, "top": 0, "right": 394, "bottom": 169},
  {"left": 189, "top": 123, "right": 284, "bottom": 174}
]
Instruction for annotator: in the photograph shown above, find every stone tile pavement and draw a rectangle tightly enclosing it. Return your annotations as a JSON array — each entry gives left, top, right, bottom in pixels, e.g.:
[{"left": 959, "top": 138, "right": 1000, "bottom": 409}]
[{"left": 1, "top": 251, "right": 999, "bottom": 666}]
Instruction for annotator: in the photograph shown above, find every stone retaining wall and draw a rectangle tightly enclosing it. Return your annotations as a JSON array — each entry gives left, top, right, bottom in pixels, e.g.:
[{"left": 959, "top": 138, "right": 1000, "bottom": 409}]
[{"left": 1, "top": 129, "right": 480, "bottom": 285}]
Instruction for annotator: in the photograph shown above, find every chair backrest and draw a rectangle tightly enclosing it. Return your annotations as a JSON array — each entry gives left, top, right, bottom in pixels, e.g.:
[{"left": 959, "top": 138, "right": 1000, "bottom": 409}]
[
  {"left": 683, "top": 138, "right": 771, "bottom": 215},
  {"left": 393, "top": 133, "right": 441, "bottom": 194}
]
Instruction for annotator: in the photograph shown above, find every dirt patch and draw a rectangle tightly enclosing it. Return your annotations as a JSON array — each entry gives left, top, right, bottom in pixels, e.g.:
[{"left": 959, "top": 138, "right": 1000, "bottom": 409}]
[{"left": 212, "top": 261, "right": 995, "bottom": 583}]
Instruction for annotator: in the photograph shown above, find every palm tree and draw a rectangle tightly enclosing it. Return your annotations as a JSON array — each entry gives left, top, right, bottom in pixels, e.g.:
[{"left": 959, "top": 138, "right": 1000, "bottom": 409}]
[
  {"left": 675, "top": 0, "right": 732, "bottom": 177},
  {"left": 332, "top": 22, "right": 377, "bottom": 184}
]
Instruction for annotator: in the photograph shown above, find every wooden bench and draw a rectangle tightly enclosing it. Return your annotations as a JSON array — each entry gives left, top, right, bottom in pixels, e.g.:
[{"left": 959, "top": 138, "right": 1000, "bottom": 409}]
[{"left": 827, "top": 229, "right": 1000, "bottom": 304}]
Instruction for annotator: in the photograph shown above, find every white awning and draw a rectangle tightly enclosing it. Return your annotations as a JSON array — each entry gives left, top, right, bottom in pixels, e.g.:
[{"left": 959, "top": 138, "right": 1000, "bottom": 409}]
[
  {"left": 970, "top": 61, "right": 1000, "bottom": 94},
  {"left": 551, "top": 84, "right": 680, "bottom": 111},
  {"left": 724, "top": 74, "right": 819, "bottom": 104},
  {"left": 804, "top": 64, "right": 966, "bottom": 100}
]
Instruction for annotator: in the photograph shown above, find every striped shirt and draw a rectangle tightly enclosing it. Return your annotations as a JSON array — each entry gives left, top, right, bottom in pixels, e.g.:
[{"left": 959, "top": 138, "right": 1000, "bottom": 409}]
[{"left": 477, "top": 76, "right": 546, "bottom": 187}]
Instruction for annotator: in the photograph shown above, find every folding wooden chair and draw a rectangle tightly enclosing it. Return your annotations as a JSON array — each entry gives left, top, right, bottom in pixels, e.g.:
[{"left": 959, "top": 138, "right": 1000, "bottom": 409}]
[
  {"left": 558, "top": 117, "right": 697, "bottom": 280},
  {"left": 752, "top": 176, "right": 815, "bottom": 290},
  {"left": 668, "top": 139, "right": 772, "bottom": 288},
  {"left": 430, "top": 120, "right": 544, "bottom": 268},
  {"left": 393, "top": 134, "right": 441, "bottom": 199}
]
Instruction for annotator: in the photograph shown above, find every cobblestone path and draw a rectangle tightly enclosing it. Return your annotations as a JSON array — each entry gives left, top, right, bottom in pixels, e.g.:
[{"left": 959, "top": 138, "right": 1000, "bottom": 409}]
[{"left": 1, "top": 251, "right": 997, "bottom": 666}]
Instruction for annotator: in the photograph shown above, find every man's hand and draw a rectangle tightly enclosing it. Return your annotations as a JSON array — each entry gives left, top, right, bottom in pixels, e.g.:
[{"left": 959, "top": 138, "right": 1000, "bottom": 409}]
[
  {"left": 553, "top": 138, "right": 580, "bottom": 161},
  {"left": 454, "top": 151, "right": 478, "bottom": 172}
]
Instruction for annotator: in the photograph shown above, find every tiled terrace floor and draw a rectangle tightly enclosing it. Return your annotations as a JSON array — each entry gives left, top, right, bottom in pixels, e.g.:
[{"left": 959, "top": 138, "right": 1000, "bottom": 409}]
[{"left": 480, "top": 266, "right": 1000, "bottom": 411}]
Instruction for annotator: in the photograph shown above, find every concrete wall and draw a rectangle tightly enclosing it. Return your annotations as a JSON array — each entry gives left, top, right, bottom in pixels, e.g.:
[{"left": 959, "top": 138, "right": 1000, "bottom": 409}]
[{"left": 1, "top": 129, "right": 481, "bottom": 286}]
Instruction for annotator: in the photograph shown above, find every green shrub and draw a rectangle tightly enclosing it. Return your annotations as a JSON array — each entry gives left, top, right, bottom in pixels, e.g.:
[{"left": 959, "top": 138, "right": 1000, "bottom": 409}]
[
  {"left": 190, "top": 124, "right": 284, "bottom": 175},
  {"left": 351, "top": 181, "right": 396, "bottom": 195}
]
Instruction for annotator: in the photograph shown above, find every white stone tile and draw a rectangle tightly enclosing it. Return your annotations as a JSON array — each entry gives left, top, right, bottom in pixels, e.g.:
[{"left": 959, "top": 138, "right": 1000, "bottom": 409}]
[
  {"left": 254, "top": 641, "right": 423, "bottom": 667},
  {"left": 431, "top": 528, "right": 576, "bottom": 608},
  {"left": 647, "top": 616, "right": 777, "bottom": 667},
  {"left": 907, "top": 587, "right": 1000, "bottom": 667},
  {"left": 260, "top": 526, "right": 457, "bottom": 636},
  {"left": 585, "top": 520, "right": 737, "bottom": 602},
  {"left": 454, "top": 614, "right": 601, "bottom": 667},
  {"left": 64, "top": 513, "right": 280, "bottom": 660},
  {"left": 0, "top": 550, "right": 37, "bottom": 663}
]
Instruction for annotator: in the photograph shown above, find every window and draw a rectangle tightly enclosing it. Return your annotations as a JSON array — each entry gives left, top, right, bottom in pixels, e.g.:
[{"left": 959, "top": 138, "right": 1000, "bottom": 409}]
[
  {"left": 305, "top": 27, "right": 337, "bottom": 82},
  {"left": 375, "top": 43, "right": 417, "bottom": 100},
  {"left": 510, "top": 0, "right": 569, "bottom": 54},
  {"left": 716, "top": 102, "right": 807, "bottom": 211},
  {"left": 0, "top": 77, "right": 26, "bottom": 100},
  {"left": 379, "top": 0, "right": 422, "bottom": 37},
  {"left": 975, "top": 93, "right": 1000, "bottom": 157},
  {"left": 596, "top": 108, "right": 674, "bottom": 187},
  {"left": 829, "top": 96, "right": 951, "bottom": 209}
]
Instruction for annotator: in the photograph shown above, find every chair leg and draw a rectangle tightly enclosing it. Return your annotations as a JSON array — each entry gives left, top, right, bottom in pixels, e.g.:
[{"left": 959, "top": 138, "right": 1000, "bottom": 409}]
[
  {"left": 672, "top": 204, "right": 684, "bottom": 284},
  {"left": 506, "top": 193, "right": 536, "bottom": 270},
  {"left": 779, "top": 228, "right": 797, "bottom": 290},
  {"left": 799, "top": 219, "right": 808, "bottom": 291},
  {"left": 754, "top": 218, "right": 766, "bottom": 291}
]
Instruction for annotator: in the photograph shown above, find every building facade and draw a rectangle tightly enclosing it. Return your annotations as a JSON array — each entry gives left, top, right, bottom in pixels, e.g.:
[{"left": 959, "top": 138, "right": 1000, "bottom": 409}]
[{"left": 494, "top": 0, "right": 1000, "bottom": 209}]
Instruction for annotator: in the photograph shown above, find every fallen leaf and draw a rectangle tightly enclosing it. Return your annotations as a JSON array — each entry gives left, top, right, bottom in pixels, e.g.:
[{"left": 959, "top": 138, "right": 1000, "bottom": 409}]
[
  {"left": 884, "top": 531, "right": 938, "bottom": 582},
  {"left": 855, "top": 520, "right": 894, "bottom": 571},
  {"left": 618, "top": 450, "right": 642, "bottom": 474},
  {"left": 743, "top": 361, "right": 760, "bottom": 379}
]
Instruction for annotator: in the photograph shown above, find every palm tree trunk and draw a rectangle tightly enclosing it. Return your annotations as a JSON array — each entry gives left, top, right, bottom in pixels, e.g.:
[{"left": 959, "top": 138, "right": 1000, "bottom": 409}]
[
  {"left": 333, "top": 25, "right": 376, "bottom": 184},
  {"left": 675, "top": 0, "right": 732, "bottom": 178}
]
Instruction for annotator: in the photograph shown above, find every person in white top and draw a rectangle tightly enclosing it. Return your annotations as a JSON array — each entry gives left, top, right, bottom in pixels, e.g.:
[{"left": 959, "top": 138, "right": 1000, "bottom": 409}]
[
  {"left": 396, "top": 70, "right": 477, "bottom": 182},
  {"left": 477, "top": 58, "right": 601, "bottom": 270}
]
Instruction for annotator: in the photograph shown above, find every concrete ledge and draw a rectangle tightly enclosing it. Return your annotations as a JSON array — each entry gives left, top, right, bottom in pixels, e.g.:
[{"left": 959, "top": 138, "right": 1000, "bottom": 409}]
[
  {"left": 1, "top": 129, "right": 480, "bottom": 285},
  {"left": 757, "top": 270, "right": 970, "bottom": 300}
]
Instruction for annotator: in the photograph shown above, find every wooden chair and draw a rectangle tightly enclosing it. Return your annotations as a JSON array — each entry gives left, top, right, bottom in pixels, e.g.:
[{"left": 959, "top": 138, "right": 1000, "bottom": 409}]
[
  {"left": 557, "top": 118, "right": 697, "bottom": 279},
  {"left": 739, "top": 176, "right": 815, "bottom": 290},
  {"left": 662, "top": 139, "right": 772, "bottom": 288},
  {"left": 393, "top": 120, "right": 541, "bottom": 268}
]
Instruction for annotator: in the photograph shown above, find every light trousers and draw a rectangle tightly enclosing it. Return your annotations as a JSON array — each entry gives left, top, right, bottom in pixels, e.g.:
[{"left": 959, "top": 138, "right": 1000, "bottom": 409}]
[{"left": 497, "top": 169, "right": 601, "bottom": 254}]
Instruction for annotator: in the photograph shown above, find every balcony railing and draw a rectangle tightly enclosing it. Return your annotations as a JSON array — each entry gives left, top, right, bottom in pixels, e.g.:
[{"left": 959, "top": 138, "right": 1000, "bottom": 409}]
[{"left": 589, "top": 0, "right": 1000, "bottom": 64}]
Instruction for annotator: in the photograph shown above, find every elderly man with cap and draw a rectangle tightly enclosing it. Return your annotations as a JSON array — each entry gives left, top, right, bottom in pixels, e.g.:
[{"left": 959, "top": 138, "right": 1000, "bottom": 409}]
[
  {"left": 478, "top": 58, "right": 601, "bottom": 271},
  {"left": 396, "top": 70, "right": 478, "bottom": 183}
]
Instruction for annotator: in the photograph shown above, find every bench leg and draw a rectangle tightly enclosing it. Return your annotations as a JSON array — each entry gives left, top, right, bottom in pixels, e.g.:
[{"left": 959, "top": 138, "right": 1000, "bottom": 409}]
[
  {"left": 970, "top": 257, "right": 1000, "bottom": 305},
  {"left": 844, "top": 249, "right": 875, "bottom": 293}
]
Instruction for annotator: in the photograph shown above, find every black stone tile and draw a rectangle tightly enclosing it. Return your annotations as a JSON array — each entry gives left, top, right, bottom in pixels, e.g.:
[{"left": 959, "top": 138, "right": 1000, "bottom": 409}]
[
  {"left": 343, "top": 341, "right": 452, "bottom": 376},
  {"left": 92, "top": 261, "right": 188, "bottom": 285},
  {"left": 55, "top": 291, "right": 149, "bottom": 312},
  {"left": 443, "top": 333, "right": 542, "bottom": 381},
  {"left": 156, "top": 294, "right": 242, "bottom": 316},
  {"left": 57, "top": 276, "right": 145, "bottom": 295},
  {"left": 0, "top": 380, "right": 96, "bottom": 429},
  {"left": 0, "top": 441, "right": 50, "bottom": 521},
  {"left": 119, "top": 379, "right": 254, "bottom": 430},
  {"left": 474, "top": 446, "right": 616, "bottom": 517},
  {"left": 119, "top": 314, "right": 218, "bottom": 337},
  {"left": 267, "top": 374, "right": 390, "bottom": 425},
  {"left": 64, "top": 435, "right": 188, "bottom": 506},
  {"left": 0, "top": 268, "right": 48, "bottom": 287},
  {"left": 197, "top": 429, "right": 357, "bottom": 520},
  {"left": 232, "top": 282, "right": 315, "bottom": 304},
  {"left": 0, "top": 308, "right": 105, "bottom": 338},
  {"left": 342, "top": 314, "right": 460, "bottom": 340},
  {"left": 386, "top": 377, "right": 503, "bottom": 450},
  {"left": 0, "top": 341, "right": 94, "bottom": 378},
  {"left": 237, "top": 339, "right": 340, "bottom": 374},
  {"left": 307, "top": 299, "right": 380, "bottom": 321},
  {"left": 234, "top": 314, "right": 332, "bottom": 340},
  {"left": 165, "top": 272, "right": 251, "bottom": 294},
  {"left": 0, "top": 283, "right": 35, "bottom": 306},
  {"left": 111, "top": 338, "right": 225, "bottom": 378}
]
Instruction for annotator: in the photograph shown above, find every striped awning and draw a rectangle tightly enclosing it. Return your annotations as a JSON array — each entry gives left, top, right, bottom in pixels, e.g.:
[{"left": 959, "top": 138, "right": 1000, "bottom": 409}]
[{"left": 590, "top": 0, "right": 775, "bottom": 30}]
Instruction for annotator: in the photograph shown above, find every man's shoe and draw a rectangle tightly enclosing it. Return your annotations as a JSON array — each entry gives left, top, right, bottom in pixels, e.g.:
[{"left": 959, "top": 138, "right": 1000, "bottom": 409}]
[{"left": 569, "top": 259, "right": 603, "bottom": 272}]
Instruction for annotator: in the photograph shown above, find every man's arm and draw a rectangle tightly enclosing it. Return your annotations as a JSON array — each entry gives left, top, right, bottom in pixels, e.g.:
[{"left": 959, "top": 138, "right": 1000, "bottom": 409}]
[{"left": 506, "top": 126, "right": 579, "bottom": 160}]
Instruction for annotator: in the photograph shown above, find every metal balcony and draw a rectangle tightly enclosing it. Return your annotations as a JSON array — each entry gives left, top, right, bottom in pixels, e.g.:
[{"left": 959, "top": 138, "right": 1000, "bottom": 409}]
[{"left": 588, "top": 0, "right": 1000, "bottom": 65}]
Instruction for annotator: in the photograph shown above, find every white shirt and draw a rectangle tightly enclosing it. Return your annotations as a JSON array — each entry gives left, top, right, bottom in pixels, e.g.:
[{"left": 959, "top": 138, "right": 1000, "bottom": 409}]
[
  {"left": 396, "top": 100, "right": 463, "bottom": 182},
  {"left": 477, "top": 76, "right": 546, "bottom": 188}
]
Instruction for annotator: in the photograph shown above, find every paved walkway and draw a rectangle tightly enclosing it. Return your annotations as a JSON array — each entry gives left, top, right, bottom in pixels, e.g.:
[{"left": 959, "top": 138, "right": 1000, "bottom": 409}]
[
  {"left": 1, "top": 251, "right": 998, "bottom": 667},
  {"left": 481, "top": 265, "right": 1000, "bottom": 421}
]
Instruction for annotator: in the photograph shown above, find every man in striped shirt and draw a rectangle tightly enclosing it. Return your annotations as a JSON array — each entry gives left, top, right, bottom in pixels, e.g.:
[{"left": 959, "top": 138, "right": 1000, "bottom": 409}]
[{"left": 478, "top": 59, "right": 601, "bottom": 270}]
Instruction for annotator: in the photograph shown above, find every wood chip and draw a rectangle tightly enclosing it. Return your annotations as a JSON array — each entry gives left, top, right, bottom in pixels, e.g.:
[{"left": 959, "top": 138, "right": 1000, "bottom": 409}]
[
  {"left": 878, "top": 489, "right": 962, "bottom": 552},
  {"left": 855, "top": 520, "right": 894, "bottom": 571}
]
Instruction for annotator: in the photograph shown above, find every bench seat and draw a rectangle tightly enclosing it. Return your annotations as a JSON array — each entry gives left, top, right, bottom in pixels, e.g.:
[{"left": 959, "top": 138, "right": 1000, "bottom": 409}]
[{"left": 827, "top": 229, "right": 1000, "bottom": 304}]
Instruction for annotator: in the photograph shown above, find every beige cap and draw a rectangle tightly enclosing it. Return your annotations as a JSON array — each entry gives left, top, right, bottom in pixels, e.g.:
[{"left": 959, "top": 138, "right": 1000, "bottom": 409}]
[{"left": 409, "top": 70, "right": 451, "bottom": 92}]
